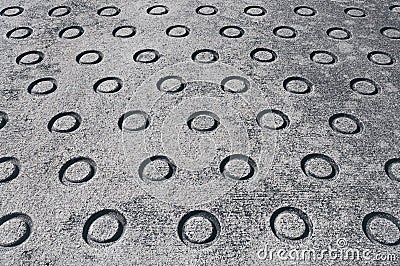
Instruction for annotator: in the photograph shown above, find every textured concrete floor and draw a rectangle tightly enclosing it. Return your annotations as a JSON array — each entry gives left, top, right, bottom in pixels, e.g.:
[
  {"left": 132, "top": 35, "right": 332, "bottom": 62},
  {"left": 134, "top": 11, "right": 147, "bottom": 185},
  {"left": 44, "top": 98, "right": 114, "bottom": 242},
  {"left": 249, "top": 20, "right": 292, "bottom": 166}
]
[{"left": 0, "top": 0, "right": 400, "bottom": 265}]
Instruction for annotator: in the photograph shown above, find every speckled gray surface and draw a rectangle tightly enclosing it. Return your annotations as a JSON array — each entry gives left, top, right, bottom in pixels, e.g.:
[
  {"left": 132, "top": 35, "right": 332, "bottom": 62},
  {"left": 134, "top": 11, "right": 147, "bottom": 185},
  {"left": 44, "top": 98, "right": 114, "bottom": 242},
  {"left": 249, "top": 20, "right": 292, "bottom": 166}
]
[{"left": 1, "top": 0, "right": 400, "bottom": 265}]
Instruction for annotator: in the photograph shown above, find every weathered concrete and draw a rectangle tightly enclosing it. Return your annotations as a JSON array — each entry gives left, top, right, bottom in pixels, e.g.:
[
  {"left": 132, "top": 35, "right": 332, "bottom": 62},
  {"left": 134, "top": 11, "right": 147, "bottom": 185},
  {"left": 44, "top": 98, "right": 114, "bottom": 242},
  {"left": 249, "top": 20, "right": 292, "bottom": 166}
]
[{"left": 0, "top": 0, "right": 399, "bottom": 265}]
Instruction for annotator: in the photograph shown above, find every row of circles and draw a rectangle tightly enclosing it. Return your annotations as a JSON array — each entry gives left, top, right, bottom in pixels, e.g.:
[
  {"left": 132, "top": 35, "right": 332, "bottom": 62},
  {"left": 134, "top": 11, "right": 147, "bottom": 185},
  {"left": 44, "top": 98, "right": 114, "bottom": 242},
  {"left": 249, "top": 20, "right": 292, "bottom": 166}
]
[
  {"left": 1, "top": 148, "right": 400, "bottom": 184},
  {"left": 0, "top": 104, "right": 366, "bottom": 135},
  {"left": 11, "top": 48, "right": 397, "bottom": 66},
  {"left": 5, "top": 24, "right": 400, "bottom": 40},
  {"left": 1, "top": 4, "right": 400, "bottom": 18},
  {"left": 19, "top": 75, "right": 382, "bottom": 96},
  {"left": 1, "top": 208, "right": 399, "bottom": 248}
]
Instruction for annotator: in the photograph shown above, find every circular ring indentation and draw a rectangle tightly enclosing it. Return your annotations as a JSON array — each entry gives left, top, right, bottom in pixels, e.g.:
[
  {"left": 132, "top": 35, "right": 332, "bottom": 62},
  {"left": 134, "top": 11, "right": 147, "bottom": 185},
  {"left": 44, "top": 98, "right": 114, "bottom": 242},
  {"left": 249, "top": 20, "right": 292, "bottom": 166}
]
[
  {"left": 47, "top": 112, "right": 82, "bottom": 133},
  {"left": 219, "top": 26, "right": 244, "bottom": 38},
  {"left": 244, "top": 6, "right": 266, "bottom": 16},
  {"left": 82, "top": 209, "right": 126, "bottom": 247},
  {"left": 133, "top": 49, "right": 160, "bottom": 63},
  {"left": 59, "top": 157, "right": 96, "bottom": 185},
  {"left": 273, "top": 26, "right": 297, "bottom": 39},
  {"left": 0, "top": 111, "right": 8, "bottom": 130},
  {"left": 6, "top": 27, "right": 33, "bottom": 39},
  {"left": 147, "top": 5, "right": 169, "bottom": 15},
  {"left": 191, "top": 49, "right": 219, "bottom": 64},
  {"left": 138, "top": 155, "right": 176, "bottom": 181},
  {"left": 256, "top": 109, "right": 290, "bottom": 130},
  {"left": 250, "top": 48, "right": 277, "bottom": 63},
  {"left": 97, "top": 6, "right": 120, "bottom": 17},
  {"left": 59, "top": 26, "right": 84, "bottom": 39},
  {"left": 48, "top": 6, "right": 71, "bottom": 17},
  {"left": 221, "top": 76, "right": 250, "bottom": 94},
  {"left": 93, "top": 77, "right": 123, "bottom": 94},
  {"left": 112, "top": 26, "right": 136, "bottom": 38},
  {"left": 219, "top": 154, "right": 257, "bottom": 181},
  {"left": 380, "top": 27, "right": 400, "bottom": 40},
  {"left": 16, "top": 51, "right": 44, "bottom": 65},
  {"left": 283, "top": 76, "right": 313, "bottom": 94},
  {"left": 187, "top": 111, "right": 220, "bottom": 132},
  {"left": 367, "top": 51, "right": 395, "bottom": 66},
  {"left": 350, "top": 78, "right": 380, "bottom": 95},
  {"left": 0, "top": 6, "right": 24, "bottom": 17},
  {"left": 27, "top": 77, "right": 57, "bottom": 95},
  {"left": 177, "top": 210, "right": 221, "bottom": 248},
  {"left": 76, "top": 50, "right": 103, "bottom": 65},
  {"left": 327, "top": 27, "right": 352, "bottom": 40},
  {"left": 385, "top": 158, "right": 400, "bottom": 182},
  {"left": 345, "top": 7, "right": 366, "bottom": 17},
  {"left": 294, "top": 6, "right": 316, "bottom": 16},
  {"left": 156, "top": 75, "right": 186, "bottom": 93},
  {"left": 0, "top": 157, "right": 20, "bottom": 183},
  {"left": 270, "top": 207, "right": 313, "bottom": 241},
  {"left": 362, "top": 212, "right": 400, "bottom": 246},
  {"left": 196, "top": 5, "right": 218, "bottom": 15},
  {"left": 0, "top": 213, "right": 32, "bottom": 247},
  {"left": 118, "top": 110, "right": 151, "bottom": 132},
  {"left": 329, "top": 113, "right": 363, "bottom": 134},
  {"left": 166, "top": 25, "right": 190, "bottom": 38},
  {"left": 310, "top": 50, "right": 337, "bottom": 65},
  {"left": 301, "top": 153, "right": 339, "bottom": 179}
]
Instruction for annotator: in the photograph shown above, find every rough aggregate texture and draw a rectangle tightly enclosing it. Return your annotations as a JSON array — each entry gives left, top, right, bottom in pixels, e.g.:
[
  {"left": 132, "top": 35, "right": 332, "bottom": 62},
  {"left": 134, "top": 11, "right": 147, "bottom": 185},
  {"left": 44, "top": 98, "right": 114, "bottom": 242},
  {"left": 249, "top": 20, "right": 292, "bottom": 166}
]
[{"left": 0, "top": 0, "right": 400, "bottom": 265}]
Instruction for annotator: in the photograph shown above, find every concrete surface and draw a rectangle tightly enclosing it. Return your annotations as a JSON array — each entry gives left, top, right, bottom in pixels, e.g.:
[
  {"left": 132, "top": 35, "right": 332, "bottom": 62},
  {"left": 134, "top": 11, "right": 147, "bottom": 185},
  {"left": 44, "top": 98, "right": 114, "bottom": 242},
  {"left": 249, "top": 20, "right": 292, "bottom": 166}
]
[{"left": 0, "top": 0, "right": 400, "bottom": 265}]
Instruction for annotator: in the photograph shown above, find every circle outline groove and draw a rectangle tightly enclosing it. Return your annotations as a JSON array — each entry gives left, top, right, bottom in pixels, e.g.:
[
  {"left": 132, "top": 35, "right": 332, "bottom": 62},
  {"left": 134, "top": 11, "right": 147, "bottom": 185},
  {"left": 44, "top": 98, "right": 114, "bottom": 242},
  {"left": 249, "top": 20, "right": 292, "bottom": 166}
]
[
  {"left": 300, "top": 153, "right": 339, "bottom": 180},
  {"left": 82, "top": 209, "right": 127, "bottom": 247},
  {"left": 187, "top": 111, "right": 220, "bottom": 132},
  {"left": 256, "top": 109, "right": 290, "bottom": 130},
  {"left": 273, "top": 26, "right": 297, "bottom": 39},
  {"left": 177, "top": 210, "right": 221, "bottom": 248},
  {"left": 219, "top": 154, "right": 257, "bottom": 180},
  {"left": 362, "top": 212, "right": 400, "bottom": 246},
  {"left": 196, "top": 5, "right": 218, "bottom": 15},
  {"left": 118, "top": 110, "right": 151, "bottom": 132},
  {"left": 48, "top": 6, "right": 71, "bottom": 17},
  {"left": 0, "top": 157, "right": 20, "bottom": 183},
  {"left": 0, "top": 213, "right": 32, "bottom": 247},
  {"left": 326, "top": 27, "right": 352, "bottom": 40},
  {"left": 16, "top": 51, "right": 44, "bottom": 65},
  {"left": 191, "top": 49, "right": 219, "bottom": 64},
  {"left": 219, "top": 26, "right": 245, "bottom": 38},
  {"left": 59, "top": 157, "right": 97, "bottom": 185},
  {"left": 244, "top": 6, "right": 266, "bottom": 16},
  {"left": 138, "top": 155, "right": 177, "bottom": 181},
  {"left": 147, "top": 5, "right": 169, "bottom": 15},
  {"left": 367, "top": 51, "right": 395, "bottom": 65},
  {"left": 47, "top": 112, "right": 82, "bottom": 133},
  {"left": 0, "top": 6, "right": 24, "bottom": 17},
  {"left": 133, "top": 49, "right": 160, "bottom": 63},
  {"left": 76, "top": 50, "right": 103, "bottom": 65},
  {"left": 6, "top": 27, "right": 33, "bottom": 39},
  {"left": 93, "top": 77, "right": 123, "bottom": 93},
  {"left": 97, "top": 6, "right": 121, "bottom": 17},
  {"left": 250, "top": 48, "right": 277, "bottom": 63},
  {"left": 328, "top": 113, "right": 363, "bottom": 135},
  {"left": 294, "top": 6, "right": 317, "bottom": 16},
  {"left": 270, "top": 206, "right": 313, "bottom": 241},
  {"left": 59, "top": 26, "right": 84, "bottom": 39}
]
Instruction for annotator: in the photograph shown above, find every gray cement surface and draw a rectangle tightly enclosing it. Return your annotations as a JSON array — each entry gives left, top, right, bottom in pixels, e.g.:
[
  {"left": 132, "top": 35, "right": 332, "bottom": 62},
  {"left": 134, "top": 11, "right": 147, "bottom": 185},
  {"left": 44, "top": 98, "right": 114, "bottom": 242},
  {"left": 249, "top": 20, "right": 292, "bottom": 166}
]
[{"left": 0, "top": 0, "right": 400, "bottom": 265}]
